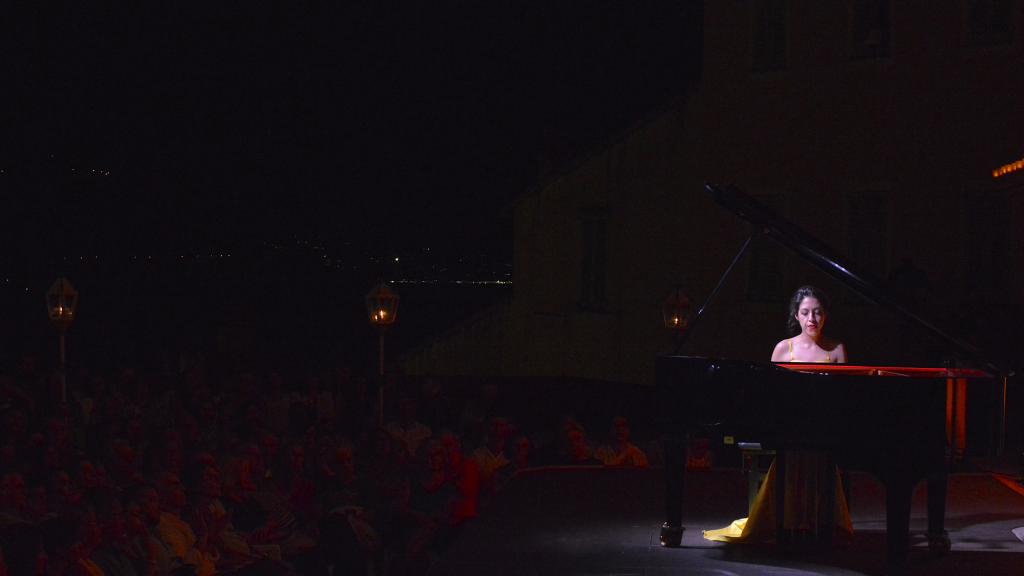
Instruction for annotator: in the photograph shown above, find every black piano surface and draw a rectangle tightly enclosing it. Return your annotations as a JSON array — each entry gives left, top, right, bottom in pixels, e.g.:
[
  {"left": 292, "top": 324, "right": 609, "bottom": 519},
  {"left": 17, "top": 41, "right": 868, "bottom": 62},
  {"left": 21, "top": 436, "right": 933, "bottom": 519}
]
[
  {"left": 657, "top": 356, "right": 997, "bottom": 567},
  {"left": 657, "top": 184, "right": 1012, "bottom": 570},
  {"left": 658, "top": 358, "right": 992, "bottom": 465}
]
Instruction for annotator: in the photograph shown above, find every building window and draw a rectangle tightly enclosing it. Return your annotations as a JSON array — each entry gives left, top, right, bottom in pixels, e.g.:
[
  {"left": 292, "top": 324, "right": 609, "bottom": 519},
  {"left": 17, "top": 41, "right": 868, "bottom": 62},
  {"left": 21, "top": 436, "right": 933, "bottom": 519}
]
[
  {"left": 966, "top": 0, "right": 1014, "bottom": 46},
  {"left": 850, "top": 0, "right": 891, "bottom": 59},
  {"left": 579, "top": 208, "right": 608, "bottom": 310},
  {"left": 746, "top": 194, "right": 787, "bottom": 302},
  {"left": 752, "top": 0, "right": 788, "bottom": 72},
  {"left": 846, "top": 191, "right": 889, "bottom": 278}
]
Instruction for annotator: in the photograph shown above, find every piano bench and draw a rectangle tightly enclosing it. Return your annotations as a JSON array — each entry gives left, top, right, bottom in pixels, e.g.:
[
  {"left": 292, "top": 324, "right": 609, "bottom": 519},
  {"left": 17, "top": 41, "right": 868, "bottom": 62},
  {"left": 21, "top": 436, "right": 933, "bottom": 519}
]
[{"left": 738, "top": 442, "right": 776, "bottom": 514}]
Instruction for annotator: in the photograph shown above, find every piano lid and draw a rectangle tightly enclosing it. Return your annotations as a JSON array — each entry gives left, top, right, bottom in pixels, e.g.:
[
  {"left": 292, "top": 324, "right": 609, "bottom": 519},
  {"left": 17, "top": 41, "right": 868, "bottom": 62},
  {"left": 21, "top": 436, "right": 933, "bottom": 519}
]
[{"left": 704, "top": 183, "right": 1010, "bottom": 377}]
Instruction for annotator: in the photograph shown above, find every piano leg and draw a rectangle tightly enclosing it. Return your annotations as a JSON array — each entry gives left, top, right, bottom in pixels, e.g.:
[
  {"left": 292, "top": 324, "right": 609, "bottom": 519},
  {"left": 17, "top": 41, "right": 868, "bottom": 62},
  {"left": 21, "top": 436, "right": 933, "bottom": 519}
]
[
  {"left": 885, "top": 474, "right": 914, "bottom": 569},
  {"left": 660, "top": 432, "right": 686, "bottom": 546},
  {"left": 926, "top": 472, "right": 951, "bottom": 555}
]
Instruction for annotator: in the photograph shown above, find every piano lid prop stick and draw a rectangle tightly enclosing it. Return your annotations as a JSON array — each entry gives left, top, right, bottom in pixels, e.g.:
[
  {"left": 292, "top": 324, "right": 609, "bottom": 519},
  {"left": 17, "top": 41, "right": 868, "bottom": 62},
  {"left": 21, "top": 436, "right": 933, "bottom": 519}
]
[{"left": 673, "top": 230, "right": 759, "bottom": 355}]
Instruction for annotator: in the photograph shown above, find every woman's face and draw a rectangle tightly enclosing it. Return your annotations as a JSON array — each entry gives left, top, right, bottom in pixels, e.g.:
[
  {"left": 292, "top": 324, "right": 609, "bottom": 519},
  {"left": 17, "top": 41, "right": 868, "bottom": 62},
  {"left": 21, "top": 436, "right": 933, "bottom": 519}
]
[{"left": 795, "top": 296, "right": 827, "bottom": 338}]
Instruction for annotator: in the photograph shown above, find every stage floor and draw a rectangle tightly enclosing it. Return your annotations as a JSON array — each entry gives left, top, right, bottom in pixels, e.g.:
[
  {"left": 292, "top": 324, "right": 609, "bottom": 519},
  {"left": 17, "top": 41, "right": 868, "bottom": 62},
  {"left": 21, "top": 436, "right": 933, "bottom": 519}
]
[{"left": 429, "top": 466, "right": 1024, "bottom": 576}]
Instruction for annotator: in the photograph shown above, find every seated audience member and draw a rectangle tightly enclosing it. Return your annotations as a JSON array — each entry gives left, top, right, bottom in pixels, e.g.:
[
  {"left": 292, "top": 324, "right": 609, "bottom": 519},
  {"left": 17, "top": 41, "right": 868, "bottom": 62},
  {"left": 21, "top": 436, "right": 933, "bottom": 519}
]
[
  {"left": 40, "top": 505, "right": 104, "bottom": 576},
  {"left": 223, "top": 443, "right": 317, "bottom": 561},
  {"left": 127, "top": 484, "right": 184, "bottom": 576},
  {"left": 498, "top": 434, "right": 534, "bottom": 486},
  {"left": 28, "top": 480, "right": 55, "bottom": 524},
  {"left": 553, "top": 419, "right": 602, "bottom": 465},
  {"left": 386, "top": 396, "right": 433, "bottom": 459},
  {"left": 317, "top": 494, "right": 378, "bottom": 576},
  {"left": 470, "top": 417, "right": 511, "bottom": 496},
  {"left": 318, "top": 438, "right": 382, "bottom": 576},
  {"left": 143, "top": 429, "right": 182, "bottom": 483},
  {"left": 439, "top": 431, "right": 478, "bottom": 525},
  {"left": 49, "top": 468, "right": 84, "bottom": 515},
  {"left": 77, "top": 458, "right": 113, "bottom": 503},
  {"left": 272, "top": 442, "right": 319, "bottom": 530},
  {"left": 155, "top": 472, "right": 216, "bottom": 576},
  {"left": 412, "top": 439, "right": 456, "bottom": 525},
  {"left": 187, "top": 459, "right": 295, "bottom": 575},
  {"left": 459, "top": 384, "right": 501, "bottom": 448},
  {"left": 186, "top": 461, "right": 254, "bottom": 571},
  {"left": 91, "top": 491, "right": 147, "bottom": 576},
  {"left": 407, "top": 433, "right": 480, "bottom": 563},
  {"left": 378, "top": 475, "right": 437, "bottom": 576},
  {"left": 107, "top": 437, "right": 145, "bottom": 489},
  {"left": 0, "top": 471, "right": 31, "bottom": 526},
  {"left": 363, "top": 428, "right": 410, "bottom": 483},
  {"left": 318, "top": 438, "right": 359, "bottom": 514},
  {"left": 594, "top": 416, "right": 649, "bottom": 468}
]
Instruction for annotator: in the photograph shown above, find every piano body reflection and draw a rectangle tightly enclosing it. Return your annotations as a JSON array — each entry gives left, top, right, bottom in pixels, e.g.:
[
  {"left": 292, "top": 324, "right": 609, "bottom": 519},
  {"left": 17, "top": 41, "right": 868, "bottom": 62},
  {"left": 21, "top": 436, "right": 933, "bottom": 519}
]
[{"left": 656, "top": 184, "right": 1011, "bottom": 568}]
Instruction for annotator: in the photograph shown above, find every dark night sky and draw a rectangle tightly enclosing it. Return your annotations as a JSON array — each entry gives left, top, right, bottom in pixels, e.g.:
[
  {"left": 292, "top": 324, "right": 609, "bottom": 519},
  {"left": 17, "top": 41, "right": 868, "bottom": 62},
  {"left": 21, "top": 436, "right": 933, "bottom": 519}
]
[
  {"left": 0, "top": 2, "right": 702, "bottom": 369},
  {"left": 4, "top": 2, "right": 703, "bottom": 261}
]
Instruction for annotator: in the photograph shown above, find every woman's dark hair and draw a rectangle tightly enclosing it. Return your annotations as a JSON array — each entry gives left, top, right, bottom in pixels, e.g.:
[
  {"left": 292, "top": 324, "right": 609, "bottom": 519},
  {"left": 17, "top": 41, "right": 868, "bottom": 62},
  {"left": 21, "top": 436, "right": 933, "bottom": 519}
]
[{"left": 787, "top": 285, "right": 831, "bottom": 335}]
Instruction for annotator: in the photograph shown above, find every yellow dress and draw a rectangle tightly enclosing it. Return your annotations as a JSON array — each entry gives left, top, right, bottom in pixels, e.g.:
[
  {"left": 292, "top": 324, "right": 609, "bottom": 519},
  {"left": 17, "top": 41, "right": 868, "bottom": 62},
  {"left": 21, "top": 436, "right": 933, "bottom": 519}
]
[
  {"left": 703, "top": 452, "right": 853, "bottom": 543},
  {"left": 704, "top": 341, "right": 852, "bottom": 543}
]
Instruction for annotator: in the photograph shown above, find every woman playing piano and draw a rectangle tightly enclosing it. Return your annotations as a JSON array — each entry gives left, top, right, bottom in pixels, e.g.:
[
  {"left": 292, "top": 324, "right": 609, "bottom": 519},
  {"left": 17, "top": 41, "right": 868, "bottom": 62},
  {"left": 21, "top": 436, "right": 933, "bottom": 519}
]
[
  {"left": 705, "top": 285, "right": 853, "bottom": 544},
  {"left": 771, "top": 285, "right": 847, "bottom": 363}
]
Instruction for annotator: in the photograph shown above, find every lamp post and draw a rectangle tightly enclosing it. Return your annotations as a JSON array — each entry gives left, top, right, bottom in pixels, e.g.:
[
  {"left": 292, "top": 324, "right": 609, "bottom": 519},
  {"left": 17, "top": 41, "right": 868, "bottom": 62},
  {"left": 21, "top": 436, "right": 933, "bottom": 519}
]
[
  {"left": 366, "top": 281, "right": 399, "bottom": 426},
  {"left": 46, "top": 277, "right": 79, "bottom": 403}
]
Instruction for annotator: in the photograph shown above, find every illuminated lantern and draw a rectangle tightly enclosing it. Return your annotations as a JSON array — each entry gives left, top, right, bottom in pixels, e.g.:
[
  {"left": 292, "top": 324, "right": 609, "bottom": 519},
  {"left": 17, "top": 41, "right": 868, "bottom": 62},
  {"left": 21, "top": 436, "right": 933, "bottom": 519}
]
[
  {"left": 46, "top": 277, "right": 78, "bottom": 331},
  {"left": 366, "top": 282, "right": 399, "bottom": 328},
  {"left": 663, "top": 285, "right": 690, "bottom": 331},
  {"left": 46, "top": 277, "right": 78, "bottom": 403},
  {"left": 366, "top": 281, "right": 399, "bottom": 426}
]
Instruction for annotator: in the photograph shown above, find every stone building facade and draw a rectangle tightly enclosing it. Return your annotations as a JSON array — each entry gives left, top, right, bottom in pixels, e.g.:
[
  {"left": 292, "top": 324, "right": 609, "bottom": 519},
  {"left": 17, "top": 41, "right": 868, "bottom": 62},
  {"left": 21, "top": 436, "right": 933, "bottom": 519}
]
[{"left": 403, "top": 1, "right": 1024, "bottom": 384}]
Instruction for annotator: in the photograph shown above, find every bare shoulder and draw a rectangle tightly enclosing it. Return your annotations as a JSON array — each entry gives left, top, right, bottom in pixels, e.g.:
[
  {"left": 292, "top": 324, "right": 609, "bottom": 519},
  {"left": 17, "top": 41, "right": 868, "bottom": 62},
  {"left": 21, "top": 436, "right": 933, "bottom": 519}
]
[
  {"left": 770, "top": 339, "right": 790, "bottom": 362},
  {"left": 832, "top": 341, "right": 848, "bottom": 363}
]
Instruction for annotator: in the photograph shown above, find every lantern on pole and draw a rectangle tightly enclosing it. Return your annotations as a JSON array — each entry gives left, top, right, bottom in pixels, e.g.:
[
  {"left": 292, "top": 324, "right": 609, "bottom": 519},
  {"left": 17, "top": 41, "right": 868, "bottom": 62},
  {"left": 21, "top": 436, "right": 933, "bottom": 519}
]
[
  {"left": 663, "top": 285, "right": 691, "bottom": 332},
  {"left": 46, "top": 277, "right": 79, "bottom": 402},
  {"left": 366, "top": 281, "right": 399, "bottom": 425}
]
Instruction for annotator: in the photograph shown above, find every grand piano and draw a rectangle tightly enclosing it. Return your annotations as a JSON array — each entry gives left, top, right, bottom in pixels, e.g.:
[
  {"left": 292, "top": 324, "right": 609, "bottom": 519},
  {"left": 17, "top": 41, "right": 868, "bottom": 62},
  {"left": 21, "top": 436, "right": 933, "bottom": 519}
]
[{"left": 657, "top": 183, "right": 1012, "bottom": 568}]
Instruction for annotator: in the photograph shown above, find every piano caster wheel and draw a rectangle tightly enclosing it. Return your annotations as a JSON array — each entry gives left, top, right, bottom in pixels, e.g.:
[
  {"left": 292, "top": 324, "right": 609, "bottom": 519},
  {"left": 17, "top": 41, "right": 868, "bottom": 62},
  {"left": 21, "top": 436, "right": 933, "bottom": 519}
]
[
  {"left": 660, "top": 523, "right": 685, "bottom": 547},
  {"left": 927, "top": 531, "right": 951, "bottom": 556}
]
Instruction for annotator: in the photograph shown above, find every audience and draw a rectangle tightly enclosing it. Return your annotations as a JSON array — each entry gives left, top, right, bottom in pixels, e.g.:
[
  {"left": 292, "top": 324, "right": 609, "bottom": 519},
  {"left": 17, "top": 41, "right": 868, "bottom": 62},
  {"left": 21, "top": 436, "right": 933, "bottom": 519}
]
[{"left": 0, "top": 356, "right": 660, "bottom": 575}]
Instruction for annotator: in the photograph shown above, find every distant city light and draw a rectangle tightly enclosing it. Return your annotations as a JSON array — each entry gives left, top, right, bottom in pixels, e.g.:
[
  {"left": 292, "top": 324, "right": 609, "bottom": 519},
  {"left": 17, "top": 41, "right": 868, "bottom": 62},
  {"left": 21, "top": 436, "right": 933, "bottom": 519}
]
[
  {"left": 392, "top": 279, "right": 512, "bottom": 285},
  {"left": 23, "top": 239, "right": 509, "bottom": 289}
]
